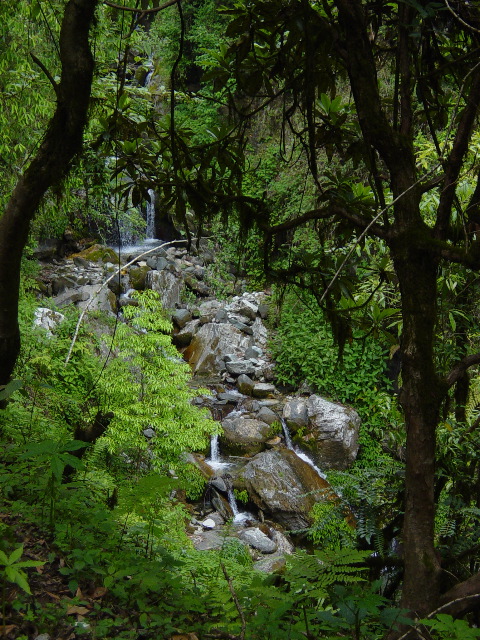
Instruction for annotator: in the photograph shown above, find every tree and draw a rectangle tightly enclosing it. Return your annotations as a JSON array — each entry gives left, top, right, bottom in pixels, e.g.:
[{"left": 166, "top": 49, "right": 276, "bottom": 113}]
[
  {"left": 0, "top": 0, "right": 98, "bottom": 385},
  {"left": 189, "top": 0, "right": 480, "bottom": 623}
]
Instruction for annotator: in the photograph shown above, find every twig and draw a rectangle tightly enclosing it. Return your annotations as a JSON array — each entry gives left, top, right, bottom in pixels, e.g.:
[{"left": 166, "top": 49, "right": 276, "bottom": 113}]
[
  {"left": 30, "top": 53, "right": 58, "bottom": 95},
  {"left": 103, "top": 0, "right": 178, "bottom": 14},
  {"left": 220, "top": 562, "right": 246, "bottom": 640},
  {"left": 64, "top": 239, "right": 190, "bottom": 364}
]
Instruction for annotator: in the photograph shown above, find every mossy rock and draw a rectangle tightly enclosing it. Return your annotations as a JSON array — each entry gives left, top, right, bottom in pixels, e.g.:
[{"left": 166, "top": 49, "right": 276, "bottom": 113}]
[
  {"left": 129, "top": 265, "right": 151, "bottom": 290},
  {"left": 70, "top": 244, "right": 119, "bottom": 264}
]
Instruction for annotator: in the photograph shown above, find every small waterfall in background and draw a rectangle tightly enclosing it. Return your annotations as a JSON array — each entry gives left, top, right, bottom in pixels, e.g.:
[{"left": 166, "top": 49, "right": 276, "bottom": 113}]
[
  {"left": 280, "top": 417, "right": 326, "bottom": 479},
  {"left": 210, "top": 434, "right": 220, "bottom": 463},
  {"left": 146, "top": 189, "right": 156, "bottom": 239},
  {"left": 227, "top": 487, "right": 251, "bottom": 524}
]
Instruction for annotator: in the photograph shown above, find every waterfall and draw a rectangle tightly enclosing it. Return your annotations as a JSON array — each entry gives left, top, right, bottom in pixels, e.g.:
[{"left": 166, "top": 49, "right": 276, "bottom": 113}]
[
  {"left": 227, "top": 488, "right": 240, "bottom": 518},
  {"left": 281, "top": 417, "right": 326, "bottom": 479},
  {"left": 146, "top": 189, "right": 156, "bottom": 239},
  {"left": 210, "top": 434, "right": 220, "bottom": 463},
  {"left": 281, "top": 417, "right": 293, "bottom": 449}
]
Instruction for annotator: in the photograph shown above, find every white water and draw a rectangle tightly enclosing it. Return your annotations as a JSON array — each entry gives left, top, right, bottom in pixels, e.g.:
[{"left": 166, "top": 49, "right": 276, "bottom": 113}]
[
  {"left": 146, "top": 189, "right": 156, "bottom": 239},
  {"left": 206, "top": 434, "right": 231, "bottom": 471},
  {"left": 227, "top": 488, "right": 252, "bottom": 524},
  {"left": 281, "top": 417, "right": 326, "bottom": 479}
]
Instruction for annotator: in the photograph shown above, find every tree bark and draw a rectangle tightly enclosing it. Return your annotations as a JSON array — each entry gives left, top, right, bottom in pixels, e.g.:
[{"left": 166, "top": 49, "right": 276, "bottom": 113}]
[
  {"left": 0, "top": 0, "right": 98, "bottom": 385},
  {"left": 391, "top": 232, "right": 443, "bottom": 614}
]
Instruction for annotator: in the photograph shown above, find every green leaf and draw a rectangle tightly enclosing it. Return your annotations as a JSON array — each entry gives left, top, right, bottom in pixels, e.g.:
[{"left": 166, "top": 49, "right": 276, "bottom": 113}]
[
  {"left": 8, "top": 545, "right": 24, "bottom": 564},
  {"left": 0, "top": 378, "right": 23, "bottom": 401}
]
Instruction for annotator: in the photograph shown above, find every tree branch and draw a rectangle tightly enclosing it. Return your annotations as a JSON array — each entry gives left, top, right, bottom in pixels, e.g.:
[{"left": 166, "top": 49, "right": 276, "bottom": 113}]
[
  {"left": 30, "top": 53, "right": 58, "bottom": 95},
  {"left": 103, "top": 0, "right": 178, "bottom": 13},
  {"left": 445, "top": 352, "right": 480, "bottom": 389}
]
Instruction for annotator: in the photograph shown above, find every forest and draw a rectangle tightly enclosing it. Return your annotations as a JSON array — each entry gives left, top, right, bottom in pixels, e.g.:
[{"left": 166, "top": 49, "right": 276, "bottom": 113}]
[{"left": 2, "top": 0, "right": 480, "bottom": 638}]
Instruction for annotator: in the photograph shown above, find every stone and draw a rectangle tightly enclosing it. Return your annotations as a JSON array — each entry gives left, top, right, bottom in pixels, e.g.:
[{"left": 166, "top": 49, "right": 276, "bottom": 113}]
[
  {"left": 184, "top": 275, "right": 210, "bottom": 297},
  {"left": 51, "top": 274, "right": 78, "bottom": 295},
  {"left": 237, "top": 374, "right": 255, "bottom": 395},
  {"left": 245, "top": 345, "right": 263, "bottom": 359},
  {"left": 253, "top": 554, "right": 286, "bottom": 573},
  {"left": 76, "top": 285, "right": 117, "bottom": 314},
  {"left": 257, "top": 303, "right": 269, "bottom": 319},
  {"left": 215, "top": 309, "right": 229, "bottom": 323},
  {"left": 237, "top": 449, "right": 333, "bottom": 530},
  {"left": 201, "top": 518, "right": 216, "bottom": 529},
  {"left": 238, "top": 528, "right": 277, "bottom": 553},
  {"left": 228, "top": 317, "right": 253, "bottom": 335},
  {"left": 145, "top": 269, "right": 183, "bottom": 310},
  {"left": 172, "top": 308, "right": 192, "bottom": 329},
  {"left": 226, "top": 297, "right": 258, "bottom": 320},
  {"left": 143, "top": 428, "right": 156, "bottom": 439},
  {"left": 183, "top": 323, "right": 253, "bottom": 375},
  {"left": 71, "top": 244, "right": 119, "bottom": 264},
  {"left": 221, "top": 416, "right": 271, "bottom": 455},
  {"left": 225, "top": 359, "right": 256, "bottom": 377},
  {"left": 252, "top": 383, "right": 276, "bottom": 398},
  {"left": 283, "top": 398, "right": 309, "bottom": 430},
  {"left": 306, "top": 395, "right": 361, "bottom": 470},
  {"left": 256, "top": 406, "right": 278, "bottom": 424},
  {"left": 128, "top": 265, "right": 151, "bottom": 290},
  {"left": 173, "top": 319, "right": 200, "bottom": 347},
  {"left": 209, "top": 476, "right": 229, "bottom": 493},
  {"left": 33, "top": 308, "right": 65, "bottom": 336}
]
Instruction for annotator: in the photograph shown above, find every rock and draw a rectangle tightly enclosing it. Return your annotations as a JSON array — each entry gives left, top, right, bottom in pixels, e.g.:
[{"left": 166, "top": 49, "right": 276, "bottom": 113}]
[
  {"left": 215, "top": 309, "right": 229, "bottom": 323},
  {"left": 201, "top": 518, "right": 216, "bottom": 529},
  {"left": 183, "top": 323, "right": 253, "bottom": 375},
  {"left": 145, "top": 269, "right": 183, "bottom": 310},
  {"left": 252, "top": 383, "right": 276, "bottom": 398},
  {"left": 210, "top": 476, "right": 229, "bottom": 493},
  {"left": 76, "top": 285, "right": 117, "bottom": 314},
  {"left": 226, "top": 298, "right": 258, "bottom": 320},
  {"left": 173, "top": 319, "right": 200, "bottom": 347},
  {"left": 283, "top": 398, "right": 309, "bottom": 430},
  {"left": 228, "top": 317, "right": 253, "bottom": 335},
  {"left": 221, "top": 416, "right": 271, "bottom": 455},
  {"left": 266, "top": 436, "right": 282, "bottom": 447},
  {"left": 71, "top": 244, "right": 119, "bottom": 264},
  {"left": 306, "top": 395, "right": 360, "bottom": 469},
  {"left": 257, "top": 303, "right": 269, "bottom": 319},
  {"left": 270, "top": 528, "right": 295, "bottom": 554},
  {"left": 52, "top": 274, "right": 78, "bottom": 295},
  {"left": 253, "top": 554, "right": 286, "bottom": 573},
  {"left": 237, "top": 449, "right": 333, "bottom": 530},
  {"left": 211, "top": 489, "right": 234, "bottom": 520},
  {"left": 245, "top": 345, "right": 263, "bottom": 359},
  {"left": 237, "top": 374, "right": 255, "bottom": 395},
  {"left": 172, "top": 308, "right": 192, "bottom": 329},
  {"left": 184, "top": 275, "right": 210, "bottom": 297},
  {"left": 256, "top": 406, "right": 278, "bottom": 424},
  {"left": 143, "top": 428, "right": 156, "bottom": 439},
  {"left": 128, "top": 265, "right": 151, "bottom": 290},
  {"left": 225, "top": 359, "right": 256, "bottom": 377},
  {"left": 33, "top": 308, "right": 65, "bottom": 336},
  {"left": 238, "top": 527, "right": 277, "bottom": 553}
]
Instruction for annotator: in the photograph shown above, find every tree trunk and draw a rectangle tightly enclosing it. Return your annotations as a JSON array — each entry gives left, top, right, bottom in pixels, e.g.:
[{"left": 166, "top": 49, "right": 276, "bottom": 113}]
[
  {"left": 391, "top": 234, "right": 443, "bottom": 615},
  {"left": 0, "top": 0, "right": 98, "bottom": 385}
]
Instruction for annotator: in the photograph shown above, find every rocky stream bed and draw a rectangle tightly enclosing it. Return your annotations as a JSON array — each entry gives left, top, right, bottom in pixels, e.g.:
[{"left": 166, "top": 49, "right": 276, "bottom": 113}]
[{"left": 34, "top": 239, "right": 362, "bottom": 572}]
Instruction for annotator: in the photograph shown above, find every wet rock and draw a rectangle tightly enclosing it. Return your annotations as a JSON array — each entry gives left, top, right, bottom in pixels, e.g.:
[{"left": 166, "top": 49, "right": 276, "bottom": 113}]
[
  {"left": 238, "top": 527, "right": 277, "bottom": 553},
  {"left": 306, "top": 395, "right": 360, "bottom": 470},
  {"left": 173, "top": 319, "right": 200, "bottom": 347},
  {"left": 210, "top": 476, "right": 229, "bottom": 493},
  {"left": 237, "top": 374, "right": 255, "bottom": 395},
  {"left": 237, "top": 449, "right": 333, "bottom": 530},
  {"left": 221, "top": 416, "right": 271, "bottom": 455},
  {"left": 211, "top": 488, "right": 234, "bottom": 520}
]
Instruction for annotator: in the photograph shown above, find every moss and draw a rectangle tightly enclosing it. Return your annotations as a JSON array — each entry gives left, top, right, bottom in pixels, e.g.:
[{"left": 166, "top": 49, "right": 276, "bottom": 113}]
[{"left": 70, "top": 244, "right": 119, "bottom": 264}]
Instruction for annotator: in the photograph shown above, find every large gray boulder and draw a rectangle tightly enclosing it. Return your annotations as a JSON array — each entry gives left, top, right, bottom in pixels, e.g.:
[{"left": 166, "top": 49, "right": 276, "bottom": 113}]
[
  {"left": 305, "top": 395, "right": 360, "bottom": 470},
  {"left": 236, "top": 449, "right": 333, "bottom": 530},
  {"left": 221, "top": 415, "right": 271, "bottom": 455},
  {"left": 145, "top": 269, "right": 183, "bottom": 310},
  {"left": 183, "top": 323, "right": 253, "bottom": 375}
]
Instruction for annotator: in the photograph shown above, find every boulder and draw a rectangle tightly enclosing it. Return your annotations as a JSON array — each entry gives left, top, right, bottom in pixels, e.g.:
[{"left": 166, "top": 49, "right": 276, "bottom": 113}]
[
  {"left": 76, "top": 285, "right": 117, "bottom": 314},
  {"left": 183, "top": 323, "right": 253, "bottom": 375},
  {"left": 253, "top": 554, "right": 286, "bottom": 573},
  {"left": 237, "top": 449, "right": 333, "bottom": 530},
  {"left": 33, "top": 308, "right": 65, "bottom": 336},
  {"left": 128, "top": 265, "right": 151, "bottom": 290},
  {"left": 145, "top": 269, "right": 183, "bottom": 310},
  {"left": 172, "top": 308, "right": 192, "bottom": 329},
  {"left": 305, "top": 395, "right": 360, "bottom": 469},
  {"left": 283, "top": 398, "right": 309, "bottom": 430},
  {"left": 238, "top": 528, "right": 277, "bottom": 554},
  {"left": 221, "top": 415, "right": 271, "bottom": 455},
  {"left": 252, "top": 383, "right": 276, "bottom": 398},
  {"left": 237, "top": 374, "right": 255, "bottom": 395},
  {"left": 225, "top": 359, "right": 256, "bottom": 377}
]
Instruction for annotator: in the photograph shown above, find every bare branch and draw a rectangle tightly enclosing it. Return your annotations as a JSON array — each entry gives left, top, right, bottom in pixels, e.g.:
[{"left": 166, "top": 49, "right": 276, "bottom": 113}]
[
  {"left": 103, "top": 0, "right": 178, "bottom": 14},
  {"left": 30, "top": 53, "right": 58, "bottom": 95}
]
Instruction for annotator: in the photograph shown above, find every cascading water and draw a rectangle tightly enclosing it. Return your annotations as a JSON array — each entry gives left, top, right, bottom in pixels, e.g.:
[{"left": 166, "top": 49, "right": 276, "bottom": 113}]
[
  {"left": 146, "top": 189, "right": 156, "bottom": 239},
  {"left": 280, "top": 417, "right": 326, "bottom": 479},
  {"left": 210, "top": 433, "right": 220, "bottom": 463},
  {"left": 227, "top": 487, "right": 252, "bottom": 524}
]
